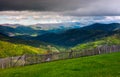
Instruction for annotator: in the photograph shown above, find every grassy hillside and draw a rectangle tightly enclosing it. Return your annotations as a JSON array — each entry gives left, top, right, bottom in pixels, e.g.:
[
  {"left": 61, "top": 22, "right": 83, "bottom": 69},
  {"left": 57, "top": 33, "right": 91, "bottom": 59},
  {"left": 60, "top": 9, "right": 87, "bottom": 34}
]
[
  {"left": 0, "top": 34, "right": 49, "bottom": 58},
  {"left": 72, "top": 34, "right": 120, "bottom": 51},
  {"left": 0, "top": 52, "right": 120, "bottom": 77},
  {"left": 0, "top": 40, "right": 47, "bottom": 58}
]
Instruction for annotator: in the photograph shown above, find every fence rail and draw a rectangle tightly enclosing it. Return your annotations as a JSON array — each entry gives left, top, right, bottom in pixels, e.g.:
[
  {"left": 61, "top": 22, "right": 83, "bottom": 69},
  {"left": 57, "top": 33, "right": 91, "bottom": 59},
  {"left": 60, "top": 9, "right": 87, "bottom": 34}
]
[{"left": 0, "top": 45, "right": 120, "bottom": 69}]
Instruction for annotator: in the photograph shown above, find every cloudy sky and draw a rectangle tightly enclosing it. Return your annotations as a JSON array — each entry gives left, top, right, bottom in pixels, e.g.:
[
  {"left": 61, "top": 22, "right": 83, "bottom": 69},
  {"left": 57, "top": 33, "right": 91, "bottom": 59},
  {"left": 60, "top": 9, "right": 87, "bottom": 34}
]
[{"left": 0, "top": 0, "right": 120, "bottom": 25}]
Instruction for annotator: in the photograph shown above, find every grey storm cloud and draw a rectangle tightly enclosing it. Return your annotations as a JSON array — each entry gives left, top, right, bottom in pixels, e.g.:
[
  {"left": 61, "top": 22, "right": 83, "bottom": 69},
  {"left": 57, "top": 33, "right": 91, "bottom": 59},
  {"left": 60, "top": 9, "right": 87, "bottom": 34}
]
[
  {"left": 0, "top": 0, "right": 92, "bottom": 11},
  {"left": 0, "top": 0, "right": 120, "bottom": 16}
]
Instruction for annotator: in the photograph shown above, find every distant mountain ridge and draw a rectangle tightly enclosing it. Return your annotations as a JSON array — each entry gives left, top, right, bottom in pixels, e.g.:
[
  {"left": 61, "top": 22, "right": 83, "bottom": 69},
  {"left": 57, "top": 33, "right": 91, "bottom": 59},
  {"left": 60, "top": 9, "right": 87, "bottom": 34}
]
[
  {"left": 0, "top": 22, "right": 81, "bottom": 37},
  {"left": 0, "top": 25, "right": 47, "bottom": 37}
]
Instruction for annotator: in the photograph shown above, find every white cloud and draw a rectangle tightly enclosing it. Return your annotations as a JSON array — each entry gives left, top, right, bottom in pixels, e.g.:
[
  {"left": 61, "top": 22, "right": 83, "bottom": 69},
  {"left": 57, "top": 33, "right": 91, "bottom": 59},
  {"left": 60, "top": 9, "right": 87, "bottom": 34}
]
[
  {"left": 0, "top": 11, "right": 120, "bottom": 26},
  {"left": 0, "top": 11, "right": 80, "bottom": 25}
]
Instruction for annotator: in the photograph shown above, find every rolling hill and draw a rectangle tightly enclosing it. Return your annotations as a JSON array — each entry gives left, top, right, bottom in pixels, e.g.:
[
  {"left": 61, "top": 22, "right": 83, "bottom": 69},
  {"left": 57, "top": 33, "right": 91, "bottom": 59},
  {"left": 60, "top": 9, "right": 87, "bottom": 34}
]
[
  {"left": 72, "top": 34, "right": 120, "bottom": 51},
  {"left": 0, "top": 33, "right": 49, "bottom": 58}
]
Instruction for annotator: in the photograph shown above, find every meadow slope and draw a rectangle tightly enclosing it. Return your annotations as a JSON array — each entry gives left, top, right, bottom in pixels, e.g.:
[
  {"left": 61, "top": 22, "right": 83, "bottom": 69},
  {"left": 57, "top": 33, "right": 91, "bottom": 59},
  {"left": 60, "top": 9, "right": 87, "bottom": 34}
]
[{"left": 0, "top": 52, "right": 120, "bottom": 77}]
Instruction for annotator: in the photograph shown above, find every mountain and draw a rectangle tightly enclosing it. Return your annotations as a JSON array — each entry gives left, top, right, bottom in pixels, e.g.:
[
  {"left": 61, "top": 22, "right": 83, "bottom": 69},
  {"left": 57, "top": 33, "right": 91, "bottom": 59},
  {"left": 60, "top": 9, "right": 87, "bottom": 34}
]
[
  {"left": 0, "top": 23, "right": 120, "bottom": 57},
  {"left": 34, "top": 23, "right": 120, "bottom": 47}
]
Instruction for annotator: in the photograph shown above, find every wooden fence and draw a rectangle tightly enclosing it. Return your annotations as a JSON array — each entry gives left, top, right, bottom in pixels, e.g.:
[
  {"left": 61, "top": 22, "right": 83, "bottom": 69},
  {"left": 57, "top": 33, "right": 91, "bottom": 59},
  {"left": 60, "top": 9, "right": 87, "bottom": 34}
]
[{"left": 0, "top": 45, "right": 120, "bottom": 69}]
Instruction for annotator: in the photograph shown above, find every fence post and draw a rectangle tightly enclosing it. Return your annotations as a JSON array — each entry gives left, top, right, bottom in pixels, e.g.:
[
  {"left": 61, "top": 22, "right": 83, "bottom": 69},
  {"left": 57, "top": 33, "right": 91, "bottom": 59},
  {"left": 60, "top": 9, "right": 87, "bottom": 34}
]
[
  {"left": 23, "top": 54, "right": 26, "bottom": 66},
  {"left": 9, "top": 57, "right": 11, "bottom": 67},
  {"left": 98, "top": 47, "right": 101, "bottom": 54},
  {"left": 11, "top": 57, "right": 13, "bottom": 67},
  {"left": 2, "top": 62, "right": 4, "bottom": 69},
  {"left": 69, "top": 50, "right": 73, "bottom": 58}
]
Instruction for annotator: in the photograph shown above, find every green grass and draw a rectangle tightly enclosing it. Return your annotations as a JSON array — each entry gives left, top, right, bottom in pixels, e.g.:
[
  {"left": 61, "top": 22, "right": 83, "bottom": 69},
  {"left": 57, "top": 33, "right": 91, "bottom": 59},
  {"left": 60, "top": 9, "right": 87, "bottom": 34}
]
[{"left": 0, "top": 52, "right": 120, "bottom": 77}]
